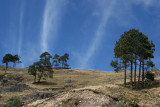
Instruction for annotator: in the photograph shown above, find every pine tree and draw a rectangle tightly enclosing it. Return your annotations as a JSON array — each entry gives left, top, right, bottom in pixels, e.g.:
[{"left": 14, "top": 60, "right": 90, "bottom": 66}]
[
  {"left": 2, "top": 53, "right": 13, "bottom": 73},
  {"left": 113, "top": 28, "right": 155, "bottom": 89},
  {"left": 28, "top": 63, "right": 37, "bottom": 83},
  {"left": 53, "top": 54, "right": 60, "bottom": 67}
]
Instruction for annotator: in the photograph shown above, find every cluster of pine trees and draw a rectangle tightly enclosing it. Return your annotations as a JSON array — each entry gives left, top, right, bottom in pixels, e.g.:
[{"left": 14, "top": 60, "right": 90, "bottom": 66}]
[
  {"left": 28, "top": 52, "right": 69, "bottom": 83},
  {"left": 52, "top": 53, "right": 69, "bottom": 68},
  {"left": 111, "top": 29, "right": 155, "bottom": 89},
  {"left": 2, "top": 54, "right": 21, "bottom": 73}
]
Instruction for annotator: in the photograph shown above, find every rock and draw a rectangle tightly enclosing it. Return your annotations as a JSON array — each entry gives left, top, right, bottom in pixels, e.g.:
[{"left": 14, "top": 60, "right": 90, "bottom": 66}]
[
  {"left": 0, "top": 74, "right": 23, "bottom": 86},
  {"left": 0, "top": 73, "right": 30, "bottom": 93},
  {"left": 21, "top": 91, "right": 54, "bottom": 105},
  {"left": 0, "top": 83, "right": 31, "bottom": 93},
  {"left": 65, "top": 79, "right": 72, "bottom": 83},
  {"left": 2, "top": 79, "right": 8, "bottom": 84},
  {"left": 0, "top": 75, "right": 5, "bottom": 81},
  {"left": 0, "top": 86, "right": 4, "bottom": 93},
  {"left": 31, "top": 89, "right": 119, "bottom": 107},
  {"left": 6, "top": 80, "right": 18, "bottom": 86},
  {"left": 8, "top": 83, "right": 31, "bottom": 92},
  {"left": 68, "top": 70, "right": 73, "bottom": 72},
  {"left": 6, "top": 74, "right": 23, "bottom": 82},
  {"left": 42, "top": 88, "right": 49, "bottom": 91},
  {"left": 36, "top": 91, "right": 54, "bottom": 99},
  {"left": 142, "top": 91, "right": 147, "bottom": 93},
  {"left": 64, "top": 85, "right": 75, "bottom": 89},
  {"left": 1, "top": 79, "right": 8, "bottom": 87}
]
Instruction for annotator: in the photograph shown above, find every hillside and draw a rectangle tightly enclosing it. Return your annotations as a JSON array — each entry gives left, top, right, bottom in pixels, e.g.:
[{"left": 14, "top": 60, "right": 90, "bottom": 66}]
[{"left": 0, "top": 66, "right": 160, "bottom": 107}]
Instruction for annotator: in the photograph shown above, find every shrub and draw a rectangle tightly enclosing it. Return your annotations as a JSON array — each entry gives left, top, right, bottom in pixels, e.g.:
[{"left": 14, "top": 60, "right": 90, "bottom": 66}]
[
  {"left": 6, "top": 96, "right": 21, "bottom": 107},
  {"left": 145, "top": 71, "right": 154, "bottom": 81},
  {"left": 118, "top": 101, "right": 125, "bottom": 107}
]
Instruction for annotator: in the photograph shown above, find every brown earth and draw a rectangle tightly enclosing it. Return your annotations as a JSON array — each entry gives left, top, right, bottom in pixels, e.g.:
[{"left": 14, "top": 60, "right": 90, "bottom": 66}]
[
  {"left": 27, "top": 89, "right": 118, "bottom": 107},
  {"left": 0, "top": 65, "right": 160, "bottom": 107}
]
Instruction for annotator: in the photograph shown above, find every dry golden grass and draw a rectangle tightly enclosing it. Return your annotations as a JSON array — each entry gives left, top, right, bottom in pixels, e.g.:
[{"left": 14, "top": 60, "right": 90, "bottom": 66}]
[
  {"left": 0, "top": 66, "right": 160, "bottom": 106},
  {"left": 0, "top": 90, "right": 33, "bottom": 104}
]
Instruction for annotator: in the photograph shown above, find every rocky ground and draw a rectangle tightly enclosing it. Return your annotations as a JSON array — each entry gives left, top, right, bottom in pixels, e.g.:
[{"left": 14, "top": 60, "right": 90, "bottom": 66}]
[
  {"left": 0, "top": 66, "right": 160, "bottom": 107},
  {"left": 0, "top": 74, "right": 30, "bottom": 92},
  {"left": 26, "top": 88, "right": 119, "bottom": 107},
  {"left": 0, "top": 72, "right": 55, "bottom": 106}
]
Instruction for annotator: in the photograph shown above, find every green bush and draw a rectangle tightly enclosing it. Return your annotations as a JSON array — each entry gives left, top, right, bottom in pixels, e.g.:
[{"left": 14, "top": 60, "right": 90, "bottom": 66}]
[
  {"left": 118, "top": 102, "right": 125, "bottom": 107},
  {"left": 145, "top": 71, "right": 154, "bottom": 81},
  {"left": 6, "top": 96, "right": 21, "bottom": 107},
  {"left": 145, "top": 78, "right": 152, "bottom": 83}
]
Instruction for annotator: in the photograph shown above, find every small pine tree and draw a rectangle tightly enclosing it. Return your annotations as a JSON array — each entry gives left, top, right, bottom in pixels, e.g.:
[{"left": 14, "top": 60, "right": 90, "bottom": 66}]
[
  {"left": 145, "top": 71, "right": 154, "bottom": 81},
  {"left": 110, "top": 60, "right": 119, "bottom": 72},
  {"left": 53, "top": 54, "right": 60, "bottom": 67},
  {"left": 2, "top": 53, "right": 13, "bottom": 73}
]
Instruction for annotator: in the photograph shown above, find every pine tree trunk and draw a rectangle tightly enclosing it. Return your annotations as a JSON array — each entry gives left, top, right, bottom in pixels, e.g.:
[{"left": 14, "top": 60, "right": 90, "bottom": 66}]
[
  {"left": 130, "top": 61, "right": 133, "bottom": 90},
  {"left": 120, "top": 59, "right": 122, "bottom": 72},
  {"left": 138, "top": 59, "right": 141, "bottom": 89},
  {"left": 134, "top": 59, "right": 137, "bottom": 89},
  {"left": 38, "top": 71, "right": 43, "bottom": 83},
  {"left": 34, "top": 75, "right": 36, "bottom": 83},
  {"left": 124, "top": 63, "right": 126, "bottom": 87},
  {"left": 5, "top": 63, "right": 8, "bottom": 74},
  {"left": 34, "top": 71, "right": 37, "bottom": 83},
  {"left": 142, "top": 59, "right": 145, "bottom": 88},
  {"left": 62, "top": 62, "right": 64, "bottom": 68}
]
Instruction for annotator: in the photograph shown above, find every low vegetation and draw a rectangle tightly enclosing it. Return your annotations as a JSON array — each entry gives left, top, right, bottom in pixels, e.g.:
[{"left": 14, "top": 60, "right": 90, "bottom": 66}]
[
  {"left": 6, "top": 96, "right": 21, "bottom": 107},
  {"left": 0, "top": 66, "right": 160, "bottom": 106}
]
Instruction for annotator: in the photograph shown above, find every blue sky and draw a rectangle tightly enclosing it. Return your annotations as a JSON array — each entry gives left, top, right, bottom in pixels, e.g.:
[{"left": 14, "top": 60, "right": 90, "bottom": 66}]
[{"left": 0, "top": 0, "right": 160, "bottom": 71}]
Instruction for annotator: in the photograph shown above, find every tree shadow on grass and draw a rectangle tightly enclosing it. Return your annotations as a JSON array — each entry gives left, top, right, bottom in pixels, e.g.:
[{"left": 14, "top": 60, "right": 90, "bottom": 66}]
[
  {"left": 119, "top": 80, "right": 160, "bottom": 90},
  {"left": 34, "top": 81, "right": 57, "bottom": 86},
  {"left": 142, "top": 80, "right": 160, "bottom": 89}
]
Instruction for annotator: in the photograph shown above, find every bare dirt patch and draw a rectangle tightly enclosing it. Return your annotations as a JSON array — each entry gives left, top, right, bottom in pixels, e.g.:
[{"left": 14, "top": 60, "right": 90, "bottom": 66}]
[{"left": 26, "top": 89, "right": 119, "bottom": 107}]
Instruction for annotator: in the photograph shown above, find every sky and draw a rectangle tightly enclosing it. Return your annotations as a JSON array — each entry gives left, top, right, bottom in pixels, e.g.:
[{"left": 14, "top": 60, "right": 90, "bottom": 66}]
[{"left": 0, "top": 0, "right": 160, "bottom": 71}]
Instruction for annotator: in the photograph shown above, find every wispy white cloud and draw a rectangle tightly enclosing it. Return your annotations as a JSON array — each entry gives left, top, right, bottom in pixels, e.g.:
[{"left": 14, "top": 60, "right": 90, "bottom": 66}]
[
  {"left": 18, "top": 2, "right": 24, "bottom": 55},
  {"left": 133, "top": 0, "right": 160, "bottom": 8},
  {"left": 20, "top": 42, "right": 41, "bottom": 67},
  {"left": 78, "top": 0, "right": 160, "bottom": 69},
  {"left": 17, "top": 0, "right": 67, "bottom": 67},
  {"left": 41, "top": 0, "right": 67, "bottom": 52},
  {"left": 18, "top": 0, "right": 25, "bottom": 67},
  {"left": 80, "top": 0, "right": 116, "bottom": 69}
]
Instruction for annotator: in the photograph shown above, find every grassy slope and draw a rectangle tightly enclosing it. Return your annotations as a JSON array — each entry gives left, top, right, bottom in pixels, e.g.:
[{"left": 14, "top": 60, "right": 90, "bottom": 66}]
[{"left": 0, "top": 66, "right": 160, "bottom": 106}]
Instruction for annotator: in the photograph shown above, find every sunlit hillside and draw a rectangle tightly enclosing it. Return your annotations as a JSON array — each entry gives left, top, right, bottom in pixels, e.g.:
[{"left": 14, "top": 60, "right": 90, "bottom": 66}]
[{"left": 0, "top": 66, "right": 160, "bottom": 107}]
